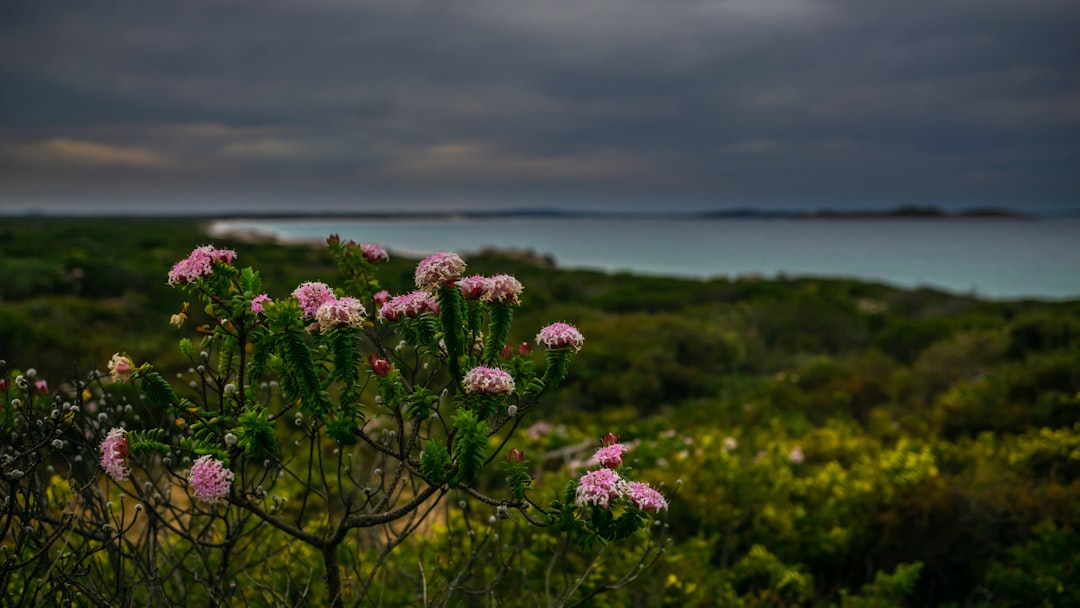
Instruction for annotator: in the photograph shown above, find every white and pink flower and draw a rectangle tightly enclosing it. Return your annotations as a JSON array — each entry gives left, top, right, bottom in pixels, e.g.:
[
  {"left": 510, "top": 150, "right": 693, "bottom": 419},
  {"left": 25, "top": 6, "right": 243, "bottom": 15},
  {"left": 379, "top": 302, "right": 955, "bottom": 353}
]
[
  {"left": 315, "top": 296, "right": 366, "bottom": 332},
  {"left": 108, "top": 353, "right": 134, "bottom": 383},
  {"left": 591, "top": 443, "right": 628, "bottom": 469},
  {"left": 100, "top": 428, "right": 129, "bottom": 482},
  {"left": 457, "top": 275, "right": 489, "bottom": 300},
  {"left": 623, "top": 481, "right": 669, "bottom": 512},
  {"left": 415, "top": 251, "right": 466, "bottom": 291},
  {"left": 360, "top": 243, "right": 389, "bottom": 263},
  {"left": 293, "top": 282, "right": 334, "bottom": 319},
  {"left": 482, "top": 274, "right": 523, "bottom": 304},
  {"left": 462, "top": 366, "right": 516, "bottom": 395},
  {"left": 378, "top": 291, "right": 439, "bottom": 321},
  {"left": 536, "top": 322, "right": 584, "bottom": 352},
  {"left": 575, "top": 468, "right": 624, "bottom": 509}
]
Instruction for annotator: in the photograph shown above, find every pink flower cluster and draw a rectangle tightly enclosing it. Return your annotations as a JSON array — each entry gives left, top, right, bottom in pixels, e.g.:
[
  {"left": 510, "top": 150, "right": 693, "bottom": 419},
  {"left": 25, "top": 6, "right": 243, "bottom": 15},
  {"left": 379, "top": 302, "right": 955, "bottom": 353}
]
[
  {"left": 415, "top": 251, "right": 466, "bottom": 291},
  {"left": 483, "top": 274, "right": 524, "bottom": 304},
  {"left": 536, "top": 322, "right": 584, "bottom": 352},
  {"left": 456, "top": 274, "right": 524, "bottom": 304},
  {"left": 167, "top": 245, "right": 237, "bottom": 285},
  {"left": 360, "top": 243, "right": 389, "bottom": 263},
  {"left": 623, "top": 481, "right": 669, "bottom": 512},
  {"left": 293, "top": 282, "right": 334, "bottom": 319},
  {"left": 457, "top": 275, "right": 489, "bottom": 299},
  {"left": 108, "top": 353, "right": 134, "bottom": 383},
  {"left": 315, "top": 296, "right": 367, "bottom": 332},
  {"left": 378, "top": 291, "right": 439, "bottom": 321},
  {"left": 462, "top": 366, "right": 516, "bottom": 395},
  {"left": 574, "top": 433, "right": 668, "bottom": 512},
  {"left": 251, "top": 294, "right": 272, "bottom": 315},
  {"left": 189, "top": 455, "right": 234, "bottom": 504},
  {"left": 575, "top": 468, "right": 623, "bottom": 509},
  {"left": 100, "top": 428, "right": 129, "bottom": 482},
  {"left": 591, "top": 443, "right": 628, "bottom": 469}
]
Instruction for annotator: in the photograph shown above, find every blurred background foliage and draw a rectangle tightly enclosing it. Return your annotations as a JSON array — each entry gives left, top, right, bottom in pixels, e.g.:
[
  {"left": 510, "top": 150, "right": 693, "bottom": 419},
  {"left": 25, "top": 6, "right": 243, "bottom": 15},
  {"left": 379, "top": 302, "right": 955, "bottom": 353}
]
[{"left": 2, "top": 218, "right": 1078, "bottom": 606}]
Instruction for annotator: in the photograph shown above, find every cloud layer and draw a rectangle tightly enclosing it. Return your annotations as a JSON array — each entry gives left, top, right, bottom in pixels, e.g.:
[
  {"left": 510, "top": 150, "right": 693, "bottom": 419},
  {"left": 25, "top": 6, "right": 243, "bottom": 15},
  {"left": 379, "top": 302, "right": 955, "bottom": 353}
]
[{"left": 2, "top": 0, "right": 1078, "bottom": 213}]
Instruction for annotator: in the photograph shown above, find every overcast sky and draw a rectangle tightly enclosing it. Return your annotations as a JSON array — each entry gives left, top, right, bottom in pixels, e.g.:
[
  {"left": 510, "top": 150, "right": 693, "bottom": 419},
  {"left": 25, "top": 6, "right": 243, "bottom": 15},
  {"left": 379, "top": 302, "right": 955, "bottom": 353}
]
[{"left": 2, "top": 0, "right": 1078, "bottom": 215}]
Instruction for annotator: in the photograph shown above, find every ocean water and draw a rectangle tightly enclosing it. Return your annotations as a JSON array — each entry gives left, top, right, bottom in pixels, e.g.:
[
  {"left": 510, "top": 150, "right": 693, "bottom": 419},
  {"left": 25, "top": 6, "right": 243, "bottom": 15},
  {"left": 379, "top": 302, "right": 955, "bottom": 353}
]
[{"left": 212, "top": 217, "right": 1080, "bottom": 300}]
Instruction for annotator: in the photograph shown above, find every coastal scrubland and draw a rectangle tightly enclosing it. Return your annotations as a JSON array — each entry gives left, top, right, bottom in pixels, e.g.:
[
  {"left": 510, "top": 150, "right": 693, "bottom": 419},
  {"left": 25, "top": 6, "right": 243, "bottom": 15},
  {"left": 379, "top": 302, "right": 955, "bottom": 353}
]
[{"left": 2, "top": 218, "right": 1078, "bottom": 606}]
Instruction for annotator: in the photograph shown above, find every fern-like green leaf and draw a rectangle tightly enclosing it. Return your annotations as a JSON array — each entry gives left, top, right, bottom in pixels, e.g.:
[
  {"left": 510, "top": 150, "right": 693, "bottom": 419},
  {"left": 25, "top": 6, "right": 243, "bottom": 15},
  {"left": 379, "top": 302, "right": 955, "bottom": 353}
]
[
  {"left": 421, "top": 440, "right": 451, "bottom": 484},
  {"left": 609, "top": 510, "right": 645, "bottom": 542},
  {"left": 137, "top": 369, "right": 180, "bottom": 411},
  {"left": 483, "top": 302, "right": 514, "bottom": 364},
  {"left": 279, "top": 328, "right": 330, "bottom": 418},
  {"left": 450, "top": 409, "right": 488, "bottom": 486},
  {"left": 236, "top": 405, "right": 278, "bottom": 457},
  {"left": 329, "top": 328, "right": 361, "bottom": 387},
  {"left": 127, "top": 429, "right": 170, "bottom": 454},
  {"left": 218, "top": 335, "right": 237, "bottom": 379},
  {"left": 437, "top": 286, "right": 466, "bottom": 382},
  {"left": 502, "top": 459, "right": 533, "bottom": 500},
  {"left": 541, "top": 348, "right": 573, "bottom": 390},
  {"left": 248, "top": 332, "right": 275, "bottom": 384},
  {"left": 325, "top": 416, "right": 359, "bottom": 445}
]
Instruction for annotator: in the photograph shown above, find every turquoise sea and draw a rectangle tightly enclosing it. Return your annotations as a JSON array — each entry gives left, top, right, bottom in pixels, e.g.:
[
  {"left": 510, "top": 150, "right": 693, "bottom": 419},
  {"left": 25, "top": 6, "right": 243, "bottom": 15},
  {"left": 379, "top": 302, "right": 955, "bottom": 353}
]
[{"left": 211, "top": 217, "right": 1080, "bottom": 300}]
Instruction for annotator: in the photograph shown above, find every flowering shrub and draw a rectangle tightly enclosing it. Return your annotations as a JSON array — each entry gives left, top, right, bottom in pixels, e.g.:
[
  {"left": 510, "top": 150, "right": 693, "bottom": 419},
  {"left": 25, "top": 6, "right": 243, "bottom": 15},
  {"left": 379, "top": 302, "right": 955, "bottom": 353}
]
[{"left": 0, "top": 236, "right": 668, "bottom": 607}]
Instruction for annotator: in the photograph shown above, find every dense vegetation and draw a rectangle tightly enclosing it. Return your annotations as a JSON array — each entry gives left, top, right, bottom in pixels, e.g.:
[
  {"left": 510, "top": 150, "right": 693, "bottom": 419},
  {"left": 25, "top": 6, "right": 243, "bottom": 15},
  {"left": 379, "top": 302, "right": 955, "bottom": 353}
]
[{"left": 2, "top": 218, "right": 1078, "bottom": 606}]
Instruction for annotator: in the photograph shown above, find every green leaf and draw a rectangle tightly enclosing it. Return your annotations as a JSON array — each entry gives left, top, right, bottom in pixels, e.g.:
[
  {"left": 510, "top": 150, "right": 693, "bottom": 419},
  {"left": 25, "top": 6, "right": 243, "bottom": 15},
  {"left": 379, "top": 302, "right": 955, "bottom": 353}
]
[
  {"left": 450, "top": 409, "right": 488, "bottom": 486},
  {"left": 179, "top": 337, "right": 196, "bottom": 360},
  {"left": 437, "top": 285, "right": 466, "bottom": 382},
  {"left": 421, "top": 440, "right": 451, "bottom": 484},
  {"left": 127, "top": 429, "right": 170, "bottom": 454},
  {"left": 328, "top": 327, "right": 362, "bottom": 387},
  {"left": 239, "top": 267, "right": 261, "bottom": 295},
  {"left": 541, "top": 348, "right": 573, "bottom": 390},
  {"left": 502, "top": 459, "right": 533, "bottom": 500},
  {"left": 236, "top": 405, "right": 278, "bottom": 457},
  {"left": 279, "top": 328, "right": 331, "bottom": 418},
  {"left": 483, "top": 302, "right": 514, "bottom": 364},
  {"left": 137, "top": 368, "right": 180, "bottom": 411},
  {"left": 325, "top": 416, "right": 359, "bottom": 445}
]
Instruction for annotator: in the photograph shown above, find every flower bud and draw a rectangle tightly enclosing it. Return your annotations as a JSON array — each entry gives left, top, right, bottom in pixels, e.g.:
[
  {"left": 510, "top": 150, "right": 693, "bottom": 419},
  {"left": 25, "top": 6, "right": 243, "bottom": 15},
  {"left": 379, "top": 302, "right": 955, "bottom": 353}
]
[
  {"left": 602, "top": 432, "right": 619, "bottom": 447},
  {"left": 517, "top": 342, "right": 532, "bottom": 356},
  {"left": 501, "top": 344, "right": 513, "bottom": 359},
  {"left": 505, "top": 448, "right": 524, "bottom": 463},
  {"left": 368, "top": 354, "right": 391, "bottom": 377}
]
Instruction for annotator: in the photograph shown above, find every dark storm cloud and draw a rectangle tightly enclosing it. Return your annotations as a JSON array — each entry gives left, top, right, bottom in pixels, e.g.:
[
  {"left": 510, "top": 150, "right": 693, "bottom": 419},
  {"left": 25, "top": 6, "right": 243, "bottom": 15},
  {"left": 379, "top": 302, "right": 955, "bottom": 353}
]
[{"left": 1, "top": 0, "right": 1078, "bottom": 213}]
